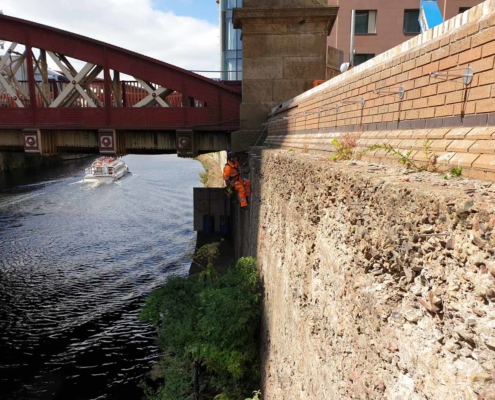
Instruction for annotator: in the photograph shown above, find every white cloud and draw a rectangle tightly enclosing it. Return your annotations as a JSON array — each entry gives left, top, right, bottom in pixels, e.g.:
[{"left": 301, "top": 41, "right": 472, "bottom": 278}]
[{"left": 1, "top": 0, "right": 220, "bottom": 78}]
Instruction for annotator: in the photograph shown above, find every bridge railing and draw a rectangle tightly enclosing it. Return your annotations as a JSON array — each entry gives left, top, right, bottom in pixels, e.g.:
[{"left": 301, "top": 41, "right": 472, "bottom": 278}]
[
  {"left": 0, "top": 80, "right": 205, "bottom": 108},
  {"left": 0, "top": 15, "right": 241, "bottom": 131}
]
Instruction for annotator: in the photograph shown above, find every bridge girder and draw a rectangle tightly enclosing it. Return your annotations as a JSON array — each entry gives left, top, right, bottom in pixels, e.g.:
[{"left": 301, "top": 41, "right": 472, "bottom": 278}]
[{"left": 0, "top": 15, "right": 241, "bottom": 138}]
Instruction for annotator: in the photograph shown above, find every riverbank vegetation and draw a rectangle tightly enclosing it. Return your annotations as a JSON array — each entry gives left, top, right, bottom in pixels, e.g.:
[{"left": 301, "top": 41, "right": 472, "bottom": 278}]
[{"left": 139, "top": 256, "right": 261, "bottom": 400}]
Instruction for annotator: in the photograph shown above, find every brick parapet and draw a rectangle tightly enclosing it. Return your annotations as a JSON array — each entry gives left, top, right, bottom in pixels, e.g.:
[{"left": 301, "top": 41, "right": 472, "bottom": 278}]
[{"left": 266, "top": 0, "right": 495, "bottom": 181}]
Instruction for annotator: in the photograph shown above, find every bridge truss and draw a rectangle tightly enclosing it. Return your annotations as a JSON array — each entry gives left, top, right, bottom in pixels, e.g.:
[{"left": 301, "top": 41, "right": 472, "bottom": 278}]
[{"left": 0, "top": 15, "right": 241, "bottom": 156}]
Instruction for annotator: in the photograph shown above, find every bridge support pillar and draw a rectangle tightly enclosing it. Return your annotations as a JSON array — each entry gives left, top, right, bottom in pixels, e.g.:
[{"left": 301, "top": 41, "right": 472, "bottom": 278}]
[
  {"left": 176, "top": 129, "right": 197, "bottom": 158},
  {"left": 98, "top": 129, "right": 126, "bottom": 155},
  {"left": 23, "top": 129, "right": 58, "bottom": 155},
  {"left": 232, "top": 4, "right": 338, "bottom": 150}
]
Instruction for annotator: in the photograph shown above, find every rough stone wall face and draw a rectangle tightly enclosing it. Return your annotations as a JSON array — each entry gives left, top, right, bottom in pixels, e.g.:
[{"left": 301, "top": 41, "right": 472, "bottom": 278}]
[{"left": 246, "top": 149, "right": 495, "bottom": 399}]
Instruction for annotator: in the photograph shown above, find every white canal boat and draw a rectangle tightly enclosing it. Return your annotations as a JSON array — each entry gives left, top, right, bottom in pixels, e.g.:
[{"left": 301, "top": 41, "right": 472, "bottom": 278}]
[{"left": 83, "top": 157, "right": 129, "bottom": 182}]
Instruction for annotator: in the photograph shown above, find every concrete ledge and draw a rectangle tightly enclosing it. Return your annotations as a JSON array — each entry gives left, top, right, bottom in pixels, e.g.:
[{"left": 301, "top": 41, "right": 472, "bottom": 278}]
[
  {"left": 233, "top": 6, "right": 338, "bottom": 34},
  {"left": 265, "top": 127, "right": 495, "bottom": 180}
]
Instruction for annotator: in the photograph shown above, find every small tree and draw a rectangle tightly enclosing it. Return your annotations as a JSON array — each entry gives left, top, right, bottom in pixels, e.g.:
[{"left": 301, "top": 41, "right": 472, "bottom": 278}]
[{"left": 194, "top": 241, "right": 221, "bottom": 284}]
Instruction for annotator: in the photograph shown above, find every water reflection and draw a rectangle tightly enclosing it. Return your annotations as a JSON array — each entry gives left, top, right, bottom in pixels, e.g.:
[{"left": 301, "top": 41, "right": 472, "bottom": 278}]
[{"left": 0, "top": 154, "right": 202, "bottom": 399}]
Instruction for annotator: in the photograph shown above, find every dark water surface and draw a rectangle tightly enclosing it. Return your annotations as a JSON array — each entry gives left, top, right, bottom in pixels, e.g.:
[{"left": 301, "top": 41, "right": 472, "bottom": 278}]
[{"left": 0, "top": 155, "right": 202, "bottom": 400}]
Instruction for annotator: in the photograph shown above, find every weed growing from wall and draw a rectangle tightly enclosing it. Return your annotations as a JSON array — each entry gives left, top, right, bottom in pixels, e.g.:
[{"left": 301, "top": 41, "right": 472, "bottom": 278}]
[
  {"left": 329, "top": 133, "right": 359, "bottom": 161},
  {"left": 367, "top": 140, "right": 436, "bottom": 172},
  {"left": 442, "top": 166, "right": 463, "bottom": 179},
  {"left": 197, "top": 157, "right": 211, "bottom": 186},
  {"left": 450, "top": 166, "right": 462, "bottom": 177},
  {"left": 199, "top": 168, "right": 209, "bottom": 186}
]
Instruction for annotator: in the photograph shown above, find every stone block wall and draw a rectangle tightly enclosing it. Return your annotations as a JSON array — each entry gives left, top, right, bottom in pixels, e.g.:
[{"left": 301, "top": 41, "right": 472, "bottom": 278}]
[
  {"left": 265, "top": 0, "right": 495, "bottom": 179},
  {"left": 232, "top": 3, "right": 337, "bottom": 150},
  {"left": 237, "top": 8, "right": 333, "bottom": 129},
  {"left": 244, "top": 148, "right": 495, "bottom": 399}
]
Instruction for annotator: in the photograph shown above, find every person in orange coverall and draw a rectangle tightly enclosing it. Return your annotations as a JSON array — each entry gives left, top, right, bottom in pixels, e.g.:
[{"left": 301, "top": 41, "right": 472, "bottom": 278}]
[{"left": 223, "top": 151, "right": 251, "bottom": 210}]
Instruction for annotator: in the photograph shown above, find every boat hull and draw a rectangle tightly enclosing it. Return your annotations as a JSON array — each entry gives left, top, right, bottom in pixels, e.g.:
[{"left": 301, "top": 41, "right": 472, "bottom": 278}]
[{"left": 83, "top": 169, "right": 128, "bottom": 182}]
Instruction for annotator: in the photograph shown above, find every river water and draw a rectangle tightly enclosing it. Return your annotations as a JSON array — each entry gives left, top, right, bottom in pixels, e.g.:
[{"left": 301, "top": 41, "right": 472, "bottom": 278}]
[{"left": 0, "top": 155, "right": 203, "bottom": 400}]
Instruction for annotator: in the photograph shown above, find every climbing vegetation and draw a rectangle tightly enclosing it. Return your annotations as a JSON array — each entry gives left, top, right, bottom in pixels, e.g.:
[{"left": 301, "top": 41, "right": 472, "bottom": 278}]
[
  {"left": 199, "top": 166, "right": 210, "bottom": 186},
  {"left": 139, "top": 256, "right": 261, "bottom": 400},
  {"left": 197, "top": 156, "right": 211, "bottom": 186}
]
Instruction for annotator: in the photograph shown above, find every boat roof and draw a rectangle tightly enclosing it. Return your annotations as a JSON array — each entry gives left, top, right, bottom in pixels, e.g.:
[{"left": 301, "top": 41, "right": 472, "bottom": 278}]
[{"left": 91, "top": 157, "right": 125, "bottom": 167}]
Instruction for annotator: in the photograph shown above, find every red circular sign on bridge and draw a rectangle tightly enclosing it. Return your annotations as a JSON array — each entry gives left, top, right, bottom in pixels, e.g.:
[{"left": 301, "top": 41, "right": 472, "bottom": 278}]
[
  {"left": 101, "top": 137, "right": 112, "bottom": 147},
  {"left": 26, "top": 136, "right": 37, "bottom": 147},
  {"left": 179, "top": 137, "right": 190, "bottom": 148}
]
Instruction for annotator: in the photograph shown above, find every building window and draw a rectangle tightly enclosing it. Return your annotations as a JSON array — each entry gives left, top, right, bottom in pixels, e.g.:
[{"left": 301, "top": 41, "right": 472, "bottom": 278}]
[
  {"left": 221, "top": 0, "right": 243, "bottom": 81},
  {"left": 228, "top": 0, "right": 242, "bottom": 8},
  {"left": 404, "top": 9, "right": 421, "bottom": 34},
  {"left": 459, "top": 7, "right": 471, "bottom": 13},
  {"left": 354, "top": 53, "right": 374, "bottom": 66},
  {"left": 226, "top": 16, "right": 236, "bottom": 50},
  {"left": 355, "top": 10, "right": 377, "bottom": 34},
  {"left": 227, "top": 58, "right": 242, "bottom": 80}
]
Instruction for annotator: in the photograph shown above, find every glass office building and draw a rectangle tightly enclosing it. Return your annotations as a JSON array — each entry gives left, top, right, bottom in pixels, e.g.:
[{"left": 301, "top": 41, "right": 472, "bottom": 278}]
[{"left": 218, "top": 0, "right": 242, "bottom": 81}]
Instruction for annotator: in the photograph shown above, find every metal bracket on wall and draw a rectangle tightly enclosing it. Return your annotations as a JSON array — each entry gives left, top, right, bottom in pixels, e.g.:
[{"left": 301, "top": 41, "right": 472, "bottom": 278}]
[
  {"left": 316, "top": 104, "right": 339, "bottom": 130},
  {"left": 283, "top": 112, "right": 306, "bottom": 121},
  {"left": 319, "top": 104, "right": 339, "bottom": 113},
  {"left": 430, "top": 67, "right": 474, "bottom": 85},
  {"left": 341, "top": 97, "right": 365, "bottom": 107},
  {"left": 373, "top": 85, "right": 405, "bottom": 99}
]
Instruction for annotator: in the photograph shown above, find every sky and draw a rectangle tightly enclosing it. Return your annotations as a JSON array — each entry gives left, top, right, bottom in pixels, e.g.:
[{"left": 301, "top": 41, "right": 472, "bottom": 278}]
[
  {"left": 0, "top": 0, "right": 221, "bottom": 78},
  {"left": 153, "top": 0, "right": 218, "bottom": 25}
]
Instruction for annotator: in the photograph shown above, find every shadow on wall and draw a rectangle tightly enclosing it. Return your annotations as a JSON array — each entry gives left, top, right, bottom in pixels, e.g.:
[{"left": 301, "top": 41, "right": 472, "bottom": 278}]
[{"left": 0, "top": 152, "right": 64, "bottom": 172}]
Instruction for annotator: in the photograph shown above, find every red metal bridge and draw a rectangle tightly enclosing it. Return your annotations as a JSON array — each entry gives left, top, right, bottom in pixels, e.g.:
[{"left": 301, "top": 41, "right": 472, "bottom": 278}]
[{"left": 0, "top": 15, "right": 242, "bottom": 156}]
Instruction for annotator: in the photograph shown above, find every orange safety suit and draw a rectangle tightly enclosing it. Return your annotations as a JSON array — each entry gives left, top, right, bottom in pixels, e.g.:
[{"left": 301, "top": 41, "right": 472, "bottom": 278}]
[{"left": 223, "top": 159, "right": 251, "bottom": 208}]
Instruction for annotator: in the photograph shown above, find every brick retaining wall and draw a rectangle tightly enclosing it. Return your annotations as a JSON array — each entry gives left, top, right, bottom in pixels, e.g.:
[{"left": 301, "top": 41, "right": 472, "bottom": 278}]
[{"left": 266, "top": 0, "right": 495, "bottom": 180}]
